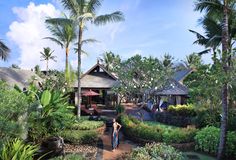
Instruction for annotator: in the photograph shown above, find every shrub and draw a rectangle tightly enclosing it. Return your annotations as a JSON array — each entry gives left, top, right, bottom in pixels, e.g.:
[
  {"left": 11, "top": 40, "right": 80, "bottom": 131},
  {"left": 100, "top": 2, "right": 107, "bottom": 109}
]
[
  {"left": 121, "top": 115, "right": 197, "bottom": 144},
  {"left": 168, "top": 104, "right": 196, "bottom": 117},
  {"left": 0, "top": 81, "right": 29, "bottom": 142},
  {"left": 59, "top": 129, "right": 98, "bottom": 144},
  {"left": 194, "top": 108, "right": 220, "bottom": 128},
  {"left": 0, "top": 139, "right": 39, "bottom": 160},
  {"left": 49, "top": 154, "right": 85, "bottom": 160},
  {"left": 116, "top": 105, "right": 125, "bottom": 114},
  {"left": 195, "top": 126, "right": 236, "bottom": 157},
  {"left": 129, "top": 143, "right": 184, "bottom": 160},
  {"left": 163, "top": 127, "right": 197, "bottom": 144},
  {"left": 70, "top": 120, "right": 104, "bottom": 130}
]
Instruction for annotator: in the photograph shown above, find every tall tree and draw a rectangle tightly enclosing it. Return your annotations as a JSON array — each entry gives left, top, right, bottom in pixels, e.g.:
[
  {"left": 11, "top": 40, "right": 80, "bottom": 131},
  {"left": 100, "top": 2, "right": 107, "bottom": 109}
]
[
  {"left": 40, "top": 47, "right": 57, "bottom": 72},
  {"left": 0, "top": 40, "right": 10, "bottom": 61},
  {"left": 45, "top": 16, "right": 76, "bottom": 83},
  {"left": 100, "top": 51, "right": 121, "bottom": 72},
  {"left": 60, "top": 0, "right": 124, "bottom": 118},
  {"left": 194, "top": 0, "right": 235, "bottom": 159}
]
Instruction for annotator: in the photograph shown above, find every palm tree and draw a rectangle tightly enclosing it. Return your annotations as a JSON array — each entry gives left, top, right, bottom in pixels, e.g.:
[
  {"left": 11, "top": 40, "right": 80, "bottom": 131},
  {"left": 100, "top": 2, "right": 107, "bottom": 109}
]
[
  {"left": 45, "top": 16, "right": 76, "bottom": 81},
  {"left": 194, "top": 0, "right": 234, "bottom": 159},
  {"left": 0, "top": 40, "right": 10, "bottom": 61},
  {"left": 60, "top": 0, "right": 125, "bottom": 118},
  {"left": 40, "top": 47, "right": 57, "bottom": 72},
  {"left": 162, "top": 53, "right": 174, "bottom": 68},
  {"left": 100, "top": 51, "right": 121, "bottom": 71},
  {"left": 183, "top": 53, "right": 203, "bottom": 69}
]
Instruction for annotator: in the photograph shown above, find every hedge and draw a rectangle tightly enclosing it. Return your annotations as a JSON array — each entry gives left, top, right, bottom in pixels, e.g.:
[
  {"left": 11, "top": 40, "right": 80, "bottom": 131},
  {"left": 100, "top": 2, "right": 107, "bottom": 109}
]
[
  {"left": 121, "top": 115, "right": 197, "bottom": 144},
  {"left": 195, "top": 126, "right": 236, "bottom": 158}
]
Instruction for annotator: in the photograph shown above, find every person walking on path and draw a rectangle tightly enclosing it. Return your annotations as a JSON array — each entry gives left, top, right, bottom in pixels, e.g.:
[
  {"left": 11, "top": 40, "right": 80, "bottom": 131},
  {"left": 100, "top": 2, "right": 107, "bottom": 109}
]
[{"left": 111, "top": 118, "right": 122, "bottom": 151}]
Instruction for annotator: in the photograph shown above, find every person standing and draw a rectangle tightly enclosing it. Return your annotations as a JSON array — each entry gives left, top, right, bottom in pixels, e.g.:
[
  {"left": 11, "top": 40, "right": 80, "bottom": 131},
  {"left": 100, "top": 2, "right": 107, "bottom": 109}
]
[{"left": 112, "top": 118, "right": 122, "bottom": 151}]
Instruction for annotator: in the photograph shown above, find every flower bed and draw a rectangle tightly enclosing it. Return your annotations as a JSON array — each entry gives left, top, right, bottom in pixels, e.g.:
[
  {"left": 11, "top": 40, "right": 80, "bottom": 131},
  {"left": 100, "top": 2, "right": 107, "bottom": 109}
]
[{"left": 127, "top": 143, "right": 184, "bottom": 160}]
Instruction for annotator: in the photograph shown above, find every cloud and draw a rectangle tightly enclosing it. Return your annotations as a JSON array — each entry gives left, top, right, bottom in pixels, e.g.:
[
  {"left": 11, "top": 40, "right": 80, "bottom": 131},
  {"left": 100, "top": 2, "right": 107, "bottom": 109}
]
[{"left": 6, "top": 2, "right": 66, "bottom": 70}]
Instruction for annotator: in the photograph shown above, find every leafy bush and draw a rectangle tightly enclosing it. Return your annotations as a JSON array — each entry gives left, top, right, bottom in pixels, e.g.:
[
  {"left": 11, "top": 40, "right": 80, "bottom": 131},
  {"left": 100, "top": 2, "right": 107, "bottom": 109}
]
[
  {"left": 129, "top": 143, "right": 184, "bottom": 160},
  {"left": 195, "top": 126, "right": 236, "bottom": 157},
  {"left": 70, "top": 120, "right": 104, "bottom": 130},
  {"left": 116, "top": 105, "right": 125, "bottom": 114},
  {"left": 59, "top": 130, "right": 98, "bottom": 144},
  {"left": 163, "top": 127, "right": 197, "bottom": 144},
  {"left": 121, "top": 115, "right": 197, "bottom": 144},
  {"left": 0, "top": 81, "right": 29, "bottom": 142},
  {"left": 28, "top": 90, "right": 75, "bottom": 142},
  {"left": 0, "top": 139, "right": 39, "bottom": 160},
  {"left": 49, "top": 154, "right": 85, "bottom": 160},
  {"left": 168, "top": 104, "right": 196, "bottom": 117},
  {"left": 194, "top": 107, "right": 220, "bottom": 128}
]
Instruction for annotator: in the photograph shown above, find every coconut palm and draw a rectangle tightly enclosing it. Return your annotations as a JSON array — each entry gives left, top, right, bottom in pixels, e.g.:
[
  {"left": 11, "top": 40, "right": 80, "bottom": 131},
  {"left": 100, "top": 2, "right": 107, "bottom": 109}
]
[
  {"left": 60, "top": 0, "right": 125, "bottom": 117},
  {"left": 100, "top": 51, "right": 121, "bottom": 72},
  {"left": 0, "top": 40, "right": 10, "bottom": 61},
  {"left": 40, "top": 47, "right": 57, "bottom": 72},
  {"left": 194, "top": 0, "right": 235, "bottom": 159},
  {"left": 45, "top": 16, "right": 76, "bottom": 81}
]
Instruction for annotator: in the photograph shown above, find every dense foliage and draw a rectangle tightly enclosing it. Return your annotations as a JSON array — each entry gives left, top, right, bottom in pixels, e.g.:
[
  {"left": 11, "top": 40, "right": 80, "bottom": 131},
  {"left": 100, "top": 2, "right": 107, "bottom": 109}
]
[
  {"left": 0, "top": 81, "right": 29, "bottom": 144},
  {"left": 113, "top": 55, "right": 173, "bottom": 103},
  {"left": 59, "top": 117, "right": 104, "bottom": 144},
  {"left": 28, "top": 89, "right": 75, "bottom": 142},
  {"left": 128, "top": 143, "right": 184, "bottom": 160},
  {"left": 167, "top": 104, "right": 196, "bottom": 117},
  {"left": 195, "top": 126, "right": 236, "bottom": 158},
  {"left": 0, "top": 139, "right": 39, "bottom": 160},
  {"left": 121, "top": 115, "right": 197, "bottom": 144}
]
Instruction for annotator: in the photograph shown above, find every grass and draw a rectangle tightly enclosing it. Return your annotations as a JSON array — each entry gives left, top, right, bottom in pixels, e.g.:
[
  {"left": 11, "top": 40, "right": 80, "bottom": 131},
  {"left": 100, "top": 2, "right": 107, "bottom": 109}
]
[{"left": 144, "top": 121, "right": 177, "bottom": 130}]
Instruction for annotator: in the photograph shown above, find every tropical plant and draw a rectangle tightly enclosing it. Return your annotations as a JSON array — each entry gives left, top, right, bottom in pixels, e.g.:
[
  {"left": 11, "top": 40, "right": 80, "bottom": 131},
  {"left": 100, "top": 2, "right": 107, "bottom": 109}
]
[
  {"left": 45, "top": 16, "right": 76, "bottom": 84},
  {"left": 194, "top": 0, "right": 235, "bottom": 158},
  {"left": 0, "top": 40, "right": 10, "bottom": 61},
  {"left": 183, "top": 53, "right": 203, "bottom": 69},
  {"left": 28, "top": 89, "right": 75, "bottom": 142},
  {"left": 99, "top": 51, "right": 121, "bottom": 72},
  {"left": 0, "top": 139, "right": 39, "bottom": 160},
  {"left": 40, "top": 47, "right": 57, "bottom": 72},
  {"left": 129, "top": 143, "right": 184, "bottom": 160},
  {"left": 59, "top": 0, "right": 125, "bottom": 118},
  {"left": 162, "top": 53, "right": 174, "bottom": 68},
  {"left": 0, "top": 81, "right": 29, "bottom": 143}
]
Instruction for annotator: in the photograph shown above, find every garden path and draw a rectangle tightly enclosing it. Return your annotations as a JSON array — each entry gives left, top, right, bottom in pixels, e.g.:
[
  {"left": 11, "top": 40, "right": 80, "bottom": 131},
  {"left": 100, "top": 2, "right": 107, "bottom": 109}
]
[{"left": 99, "top": 127, "right": 137, "bottom": 160}]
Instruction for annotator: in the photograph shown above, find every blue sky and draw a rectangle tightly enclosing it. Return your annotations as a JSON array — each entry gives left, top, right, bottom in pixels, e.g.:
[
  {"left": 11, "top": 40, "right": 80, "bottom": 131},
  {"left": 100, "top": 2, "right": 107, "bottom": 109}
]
[{"left": 0, "top": 0, "right": 208, "bottom": 71}]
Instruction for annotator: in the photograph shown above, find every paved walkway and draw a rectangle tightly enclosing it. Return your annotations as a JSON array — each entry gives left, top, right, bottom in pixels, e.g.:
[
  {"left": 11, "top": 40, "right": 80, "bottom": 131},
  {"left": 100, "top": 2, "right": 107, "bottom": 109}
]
[{"left": 125, "top": 105, "right": 154, "bottom": 121}]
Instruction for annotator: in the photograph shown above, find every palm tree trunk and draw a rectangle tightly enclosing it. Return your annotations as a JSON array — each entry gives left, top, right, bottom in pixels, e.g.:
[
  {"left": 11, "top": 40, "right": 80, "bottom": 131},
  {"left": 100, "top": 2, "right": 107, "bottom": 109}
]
[
  {"left": 217, "top": 1, "right": 229, "bottom": 159},
  {"left": 65, "top": 47, "right": 69, "bottom": 87},
  {"left": 77, "top": 23, "right": 83, "bottom": 118},
  {"left": 46, "top": 60, "right": 49, "bottom": 74}
]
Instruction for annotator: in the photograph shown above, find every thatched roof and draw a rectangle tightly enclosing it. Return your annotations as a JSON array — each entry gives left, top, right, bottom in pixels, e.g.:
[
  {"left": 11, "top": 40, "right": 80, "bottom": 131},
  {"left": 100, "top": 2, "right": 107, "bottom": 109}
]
[
  {"left": 74, "top": 63, "right": 119, "bottom": 89},
  {"left": 173, "top": 68, "right": 193, "bottom": 83},
  {"left": 0, "top": 67, "right": 43, "bottom": 89},
  {"left": 155, "top": 79, "right": 188, "bottom": 96}
]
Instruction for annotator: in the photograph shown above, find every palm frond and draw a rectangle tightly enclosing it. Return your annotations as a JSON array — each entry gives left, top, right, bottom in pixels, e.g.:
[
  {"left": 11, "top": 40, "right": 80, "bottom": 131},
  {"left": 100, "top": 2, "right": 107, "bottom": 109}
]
[
  {"left": 94, "top": 11, "right": 125, "bottom": 25},
  {"left": 60, "top": 0, "right": 79, "bottom": 17},
  {"left": 81, "top": 38, "right": 99, "bottom": 45},
  {"left": 194, "top": 0, "right": 223, "bottom": 17},
  {"left": 44, "top": 37, "right": 64, "bottom": 48},
  {"left": 198, "top": 49, "right": 212, "bottom": 55},
  {"left": 86, "top": 0, "right": 102, "bottom": 13},
  {"left": 0, "top": 40, "right": 10, "bottom": 61}
]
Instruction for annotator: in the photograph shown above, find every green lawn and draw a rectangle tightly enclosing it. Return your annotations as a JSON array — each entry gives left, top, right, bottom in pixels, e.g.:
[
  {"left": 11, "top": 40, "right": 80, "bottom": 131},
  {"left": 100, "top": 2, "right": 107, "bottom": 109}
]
[{"left": 144, "top": 121, "right": 178, "bottom": 129}]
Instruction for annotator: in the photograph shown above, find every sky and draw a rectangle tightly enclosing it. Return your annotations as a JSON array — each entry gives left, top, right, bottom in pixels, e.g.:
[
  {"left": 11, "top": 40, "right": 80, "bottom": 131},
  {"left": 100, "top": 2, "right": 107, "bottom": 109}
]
[{"left": 0, "top": 0, "right": 209, "bottom": 71}]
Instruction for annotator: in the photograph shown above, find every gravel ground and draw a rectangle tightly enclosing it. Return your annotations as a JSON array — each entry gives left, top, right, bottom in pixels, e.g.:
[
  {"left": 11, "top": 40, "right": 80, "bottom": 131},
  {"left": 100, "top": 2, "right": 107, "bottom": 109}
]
[{"left": 64, "top": 144, "right": 97, "bottom": 160}]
